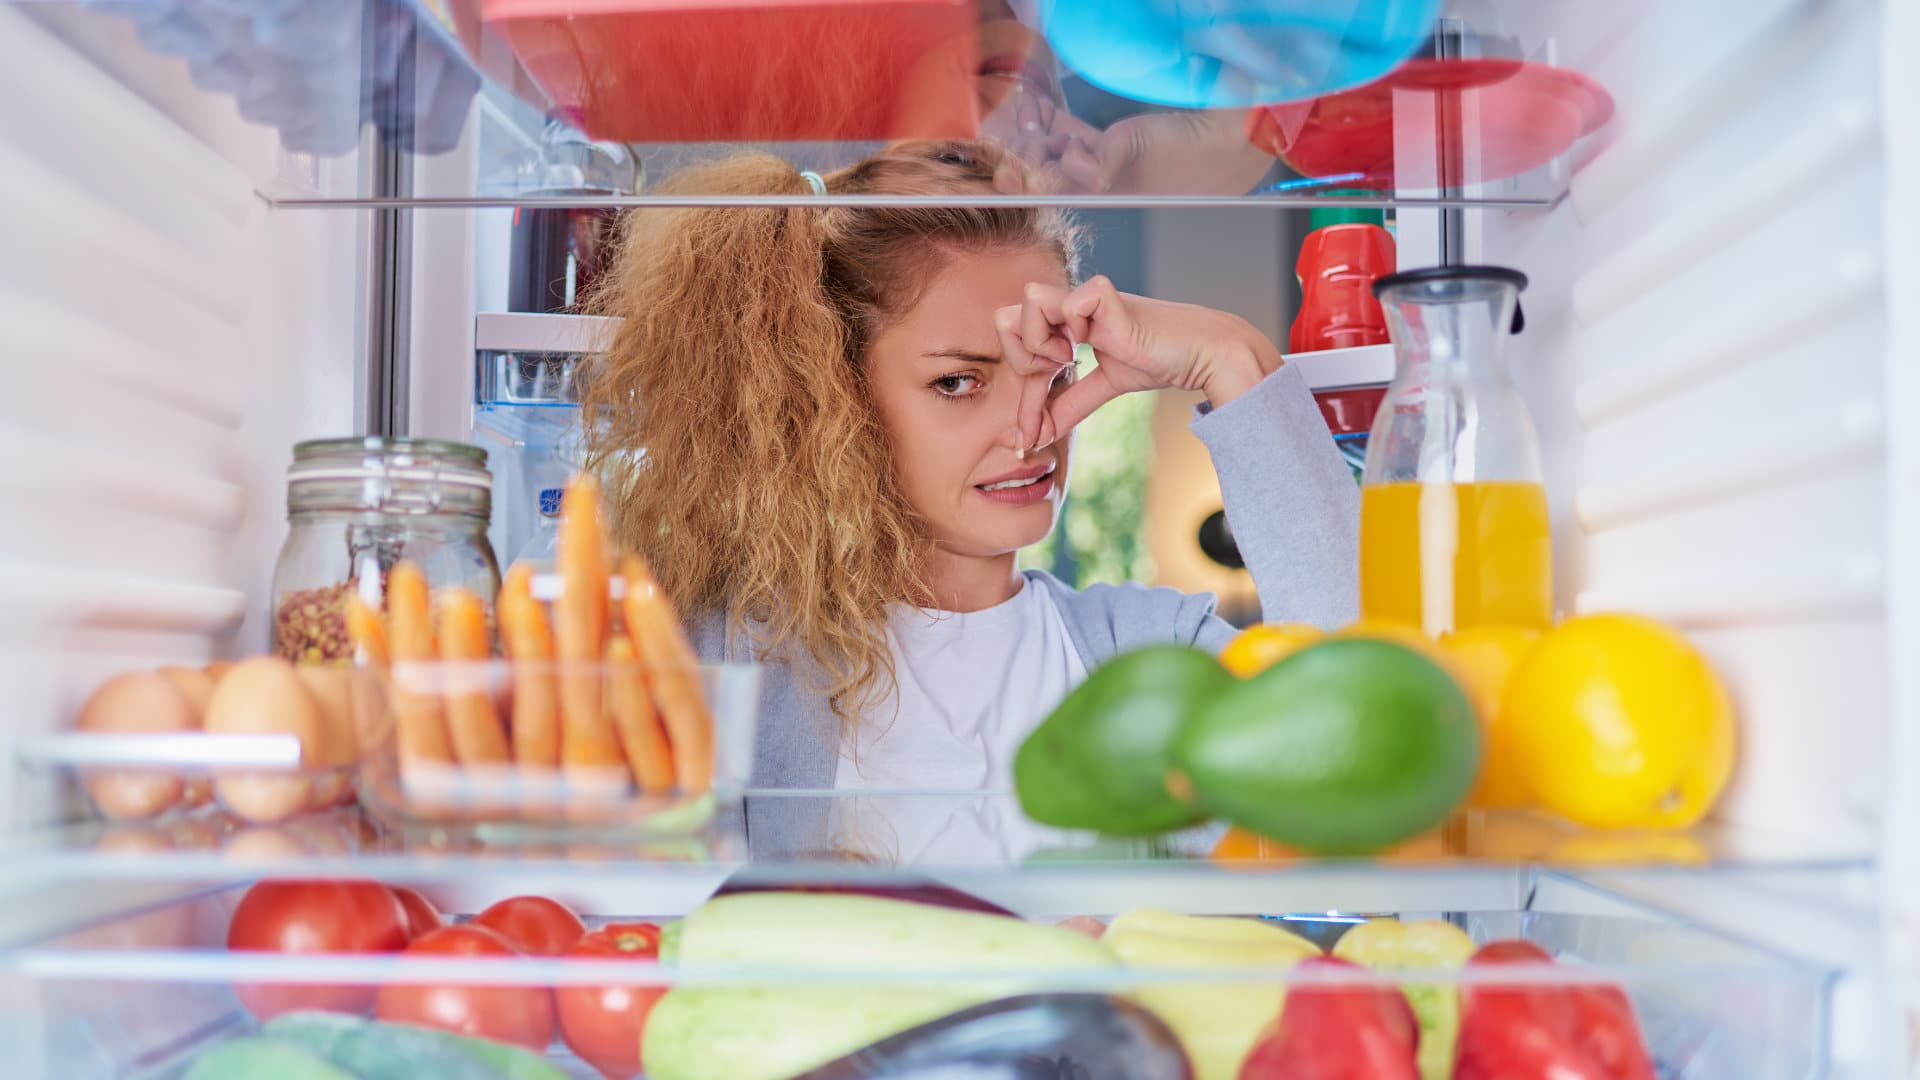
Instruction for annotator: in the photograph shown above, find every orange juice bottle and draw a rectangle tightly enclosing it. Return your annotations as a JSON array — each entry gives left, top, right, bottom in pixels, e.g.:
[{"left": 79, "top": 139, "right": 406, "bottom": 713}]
[{"left": 1360, "top": 266, "right": 1552, "bottom": 635}]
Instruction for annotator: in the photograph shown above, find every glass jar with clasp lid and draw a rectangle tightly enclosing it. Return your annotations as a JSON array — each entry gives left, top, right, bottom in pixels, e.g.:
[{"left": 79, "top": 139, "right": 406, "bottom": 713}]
[{"left": 270, "top": 437, "right": 500, "bottom": 665}]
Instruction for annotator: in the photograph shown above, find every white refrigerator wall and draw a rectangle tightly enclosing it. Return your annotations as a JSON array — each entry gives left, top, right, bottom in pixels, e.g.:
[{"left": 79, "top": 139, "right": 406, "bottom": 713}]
[
  {"left": 0, "top": 7, "right": 360, "bottom": 828},
  {"left": 1479, "top": 0, "right": 1891, "bottom": 850}
]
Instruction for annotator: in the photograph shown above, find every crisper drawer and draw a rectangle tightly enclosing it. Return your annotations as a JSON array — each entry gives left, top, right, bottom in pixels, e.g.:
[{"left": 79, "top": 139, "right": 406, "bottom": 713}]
[{"left": 0, "top": 869, "right": 1835, "bottom": 1080}]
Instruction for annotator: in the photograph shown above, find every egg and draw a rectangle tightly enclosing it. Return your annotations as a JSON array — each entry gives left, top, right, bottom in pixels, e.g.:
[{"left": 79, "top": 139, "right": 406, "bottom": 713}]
[
  {"left": 222, "top": 825, "right": 316, "bottom": 861},
  {"left": 165, "top": 813, "right": 228, "bottom": 852},
  {"left": 92, "top": 824, "right": 175, "bottom": 855},
  {"left": 157, "top": 666, "right": 216, "bottom": 809},
  {"left": 204, "top": 657, "right": 322, "bottom": 824},
  {"left": 76, "top": 671, "right": 196, "bottom": 820},
  {"left": 349, "top": 668, "right": 392, "bottom": 763},
  {"left": 294, "top": 665, "right": 358, "bottom": 809}
]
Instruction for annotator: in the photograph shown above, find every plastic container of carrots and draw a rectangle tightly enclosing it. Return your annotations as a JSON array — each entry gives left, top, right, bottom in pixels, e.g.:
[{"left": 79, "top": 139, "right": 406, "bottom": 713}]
[{"left": 347, "top": 479, "right": 761, "bottom": 838}]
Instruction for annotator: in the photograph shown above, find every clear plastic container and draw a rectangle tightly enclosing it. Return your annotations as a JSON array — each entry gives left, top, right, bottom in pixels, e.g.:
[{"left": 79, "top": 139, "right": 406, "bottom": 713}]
[
  {"left": 4, "top": 872, "right": 1836, "bottom": 1080},
  {"left": 271, "top": 438, "right": 501, "bottom": 665},
  {"left": 353, "top": 660, "right": 761, "bottom": 842},
  {"left": 1359, "top": 266, "right": 1553, "bottom": 634}
]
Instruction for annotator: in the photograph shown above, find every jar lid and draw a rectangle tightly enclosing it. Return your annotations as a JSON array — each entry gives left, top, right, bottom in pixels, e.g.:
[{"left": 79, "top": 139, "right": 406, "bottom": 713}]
[
  {"left": 286, "top": 437, "right": 493, "bottom": 518},
  {"left": 288, "top": 437, "right": 491, "bottom": 490}
]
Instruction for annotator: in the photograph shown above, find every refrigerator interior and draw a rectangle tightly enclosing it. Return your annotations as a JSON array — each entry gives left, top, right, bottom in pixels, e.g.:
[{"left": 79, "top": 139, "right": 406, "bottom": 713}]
[{"left": 0, "top": 0, "right": 1913, "bottom": 1076}]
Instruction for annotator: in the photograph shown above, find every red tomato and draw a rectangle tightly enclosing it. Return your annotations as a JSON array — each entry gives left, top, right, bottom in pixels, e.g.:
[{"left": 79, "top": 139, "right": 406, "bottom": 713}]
[
  {"left": 226, "top": 880, "right": 410, "bottom": 1020},
  {"left": 389, "top": 886, "right": 444, "bottom": 940},
  {"left": 556, "top": 923, "right": 666, "bottom": 1080},
  {"left": 375, "top": 924, "right": 555, "bottom": 1050},
  {"left": 472, "top": 895, "right": 586, "bottom": 956}
]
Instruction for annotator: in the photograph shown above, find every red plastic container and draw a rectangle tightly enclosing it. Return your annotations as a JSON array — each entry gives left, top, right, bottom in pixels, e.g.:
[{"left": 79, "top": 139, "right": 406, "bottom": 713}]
[
  {"left": 1314, "top": 385, "right": 1387, "bottom": 437},
  {"left": 1247, "top": 58, "right": 1613, "bottom": 190},
  {"left": 483, "top": 0, "right": 983, "bottom": 143},
  {"left": 1289, "top": 223, "right": 1396, "bottom": 354}
]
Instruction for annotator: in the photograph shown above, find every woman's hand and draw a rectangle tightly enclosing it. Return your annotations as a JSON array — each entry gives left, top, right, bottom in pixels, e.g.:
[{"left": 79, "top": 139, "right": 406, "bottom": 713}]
[{"left": 994, "top": 277, "right": 1281, "bottom": 454}]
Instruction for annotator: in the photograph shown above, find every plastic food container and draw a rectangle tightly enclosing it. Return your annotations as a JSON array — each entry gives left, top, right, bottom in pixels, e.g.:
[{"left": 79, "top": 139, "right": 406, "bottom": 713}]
[
  {"left": 1043, "top": 0, "right": 1440, "bottom": 109},
  {"left": 482, "top": 0, "right": 981, "bottom": 143},
  {"left": 354, "top": 659, "right": 760, "bottom": 840},
  {"left": 1248, "top": 58, "right": 1614, "bottom": 191}
]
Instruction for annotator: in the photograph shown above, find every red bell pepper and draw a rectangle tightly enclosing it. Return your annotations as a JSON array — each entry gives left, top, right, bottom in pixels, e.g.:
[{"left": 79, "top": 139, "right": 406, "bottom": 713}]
[
  {"left": 1239, "top": 956, "right": 1420, "bottom": 1080},
  {"left": 1455, "top": 940, "right": 1656, "bottom": 1080}
]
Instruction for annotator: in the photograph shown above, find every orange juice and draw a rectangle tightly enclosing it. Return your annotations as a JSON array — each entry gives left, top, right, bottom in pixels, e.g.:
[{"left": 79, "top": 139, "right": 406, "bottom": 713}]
[{"left": 1359, "top": 480, "right": 1552, "bottom": 633}]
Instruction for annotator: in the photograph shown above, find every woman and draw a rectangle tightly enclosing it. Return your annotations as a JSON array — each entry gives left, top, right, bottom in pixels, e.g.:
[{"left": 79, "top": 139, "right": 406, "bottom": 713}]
[{"left": 583, "top": 141, "right": 1357, "bottom": 853}]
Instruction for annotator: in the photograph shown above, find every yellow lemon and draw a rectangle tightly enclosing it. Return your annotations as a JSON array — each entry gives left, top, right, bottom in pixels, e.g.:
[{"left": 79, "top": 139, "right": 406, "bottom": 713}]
[
  {"left": 1545, "top": 829, "right": 1711, "bottom": 867},
  {"left": 1505, "top": 614, "right": 1735, "bottom": 829},
  {"left": 1439, "top": 626, "right": 1542, "bottom": 810},
  {"left": 1217, "top": 622, "right": 1324, "bottom": 677}
]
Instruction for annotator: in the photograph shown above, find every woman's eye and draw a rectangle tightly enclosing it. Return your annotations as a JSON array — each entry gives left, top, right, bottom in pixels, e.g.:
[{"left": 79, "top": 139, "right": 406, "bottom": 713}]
[{"left": 932, "top": 373, "right": 983, "bottom": 397}]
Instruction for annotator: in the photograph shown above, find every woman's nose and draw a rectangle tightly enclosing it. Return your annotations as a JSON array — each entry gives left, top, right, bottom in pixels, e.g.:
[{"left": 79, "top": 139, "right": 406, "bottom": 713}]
[{"left": 999, "top": 367, "right": 1060, "bottom": 459}]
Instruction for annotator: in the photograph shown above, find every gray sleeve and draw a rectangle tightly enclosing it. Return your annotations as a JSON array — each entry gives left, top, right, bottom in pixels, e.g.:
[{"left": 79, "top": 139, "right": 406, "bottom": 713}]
[{"left": 1190, "top": 363, "right": 1360, "bottom": 630}]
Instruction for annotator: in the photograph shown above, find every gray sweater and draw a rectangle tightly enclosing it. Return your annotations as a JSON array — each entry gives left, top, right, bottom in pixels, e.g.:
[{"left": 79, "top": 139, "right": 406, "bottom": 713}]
[{"left": 691, "top": 363, "right": 1360, "bottom": 851}]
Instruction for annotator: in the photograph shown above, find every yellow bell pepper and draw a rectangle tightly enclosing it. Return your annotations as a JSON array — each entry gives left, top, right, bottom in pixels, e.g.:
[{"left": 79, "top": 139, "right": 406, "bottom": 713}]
[
  {"left": 1331, "top": 918, "right": 1476, "bottom": 1080},
  {"left": 1101, "top": 909, "right": 1323, "bottom": 1080}
]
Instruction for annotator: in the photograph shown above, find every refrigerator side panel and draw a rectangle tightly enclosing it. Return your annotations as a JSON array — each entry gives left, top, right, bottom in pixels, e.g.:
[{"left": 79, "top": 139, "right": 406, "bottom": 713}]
[
  {"left": 1482, "top": 0, "right": 1888, "bottom": 850},
  {"left": 0, "top": 8, "right": 360, "bottom": 830},
  {"left": 1880, "top": 0, "right": 1920, "bottom": 1071}
]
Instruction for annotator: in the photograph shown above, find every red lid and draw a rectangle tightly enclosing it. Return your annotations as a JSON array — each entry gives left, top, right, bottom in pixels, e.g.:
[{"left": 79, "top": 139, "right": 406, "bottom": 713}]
[{"left": 1247, "top": 58, "right": 1613, "bottom": 190}]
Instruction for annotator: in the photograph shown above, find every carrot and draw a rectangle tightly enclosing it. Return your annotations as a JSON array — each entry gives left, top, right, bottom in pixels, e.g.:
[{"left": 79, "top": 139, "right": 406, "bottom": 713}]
[
  {"left": 556, "top": 478, "right": 624, "bottom": 781},
  {"left": 621, "top": 554, "right": 713, "bottom": 793},
  {"left": 498, "top": 563, "right": 560, "bottom": 769},
  {"left": 385, "top": 562, "right": 453, "bottom": 767},
  {"left": 438, "top": 587, "right": 511, "bottom": 765},
  {"left": 606, "top": 633, "right": 676, "bottom": 793},
  {"left": 345, "top": 590, "right": 390, "bottom": 665}
]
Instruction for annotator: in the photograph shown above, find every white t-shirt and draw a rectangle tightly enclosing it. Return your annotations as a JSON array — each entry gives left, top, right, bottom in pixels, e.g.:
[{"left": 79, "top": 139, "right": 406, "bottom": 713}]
[{"left": 830, "top": 577, "right": 1086, "bottom": 862}]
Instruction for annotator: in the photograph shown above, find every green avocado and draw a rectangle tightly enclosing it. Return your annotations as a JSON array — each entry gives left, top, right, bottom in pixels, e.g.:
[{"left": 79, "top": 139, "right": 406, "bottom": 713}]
[
  {"left": 1172, "top": 637, "right": 1480, "bottom": 854},
  {"left": 1015, "top": 644, "right": 1230, "bottom": 835}
]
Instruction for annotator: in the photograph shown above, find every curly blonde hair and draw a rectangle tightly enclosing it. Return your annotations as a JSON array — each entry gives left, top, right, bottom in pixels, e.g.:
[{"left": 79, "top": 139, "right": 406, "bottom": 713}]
[{"left": 582, "top": 141, "right": 1082, "bottom": 721}]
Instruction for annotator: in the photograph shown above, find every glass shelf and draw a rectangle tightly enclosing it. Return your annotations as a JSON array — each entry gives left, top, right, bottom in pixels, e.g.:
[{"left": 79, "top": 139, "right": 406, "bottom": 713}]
[
  {"left": 21, "top": 1, "right": 1612, "bottom": 209},
  {"left": 0, "top": 796, "right": 1871, "bottom": 892}
]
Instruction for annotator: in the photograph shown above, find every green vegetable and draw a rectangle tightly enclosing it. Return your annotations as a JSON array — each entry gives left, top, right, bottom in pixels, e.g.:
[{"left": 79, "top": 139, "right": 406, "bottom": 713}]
[
  {"left": 393, "top": 1023, "right": 567, "bottom": 1080},
  {"left": 1332, "top": 919, "right": 1476, "bottom": 1080},
  {"left": 185, "top": 1037, "right": 356, "bottom": 1080},
  {"left": 643, "top": 892, "right": 1117, "bottom": 1080},
  {"left": 262, "top": 1011, "right": 503, "bottom": 1080},
  {"left": 647, "top": 986, "right": 981, "bottom": 1080},
  {"left": 657, "top": 918, "right": 683, "bottom": 962},
  {"left": 1015, "top": 645, "right": 1228, "bottom": 834},
  {"left": 1173, "top": 638, "right": 1479, "bottom": 854}
]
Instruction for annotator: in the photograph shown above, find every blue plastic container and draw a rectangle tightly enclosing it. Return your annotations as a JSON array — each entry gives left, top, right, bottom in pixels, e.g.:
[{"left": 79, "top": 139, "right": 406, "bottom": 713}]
[{"left": 1042, "top": 0, "right": 1441, "bottom": 108}]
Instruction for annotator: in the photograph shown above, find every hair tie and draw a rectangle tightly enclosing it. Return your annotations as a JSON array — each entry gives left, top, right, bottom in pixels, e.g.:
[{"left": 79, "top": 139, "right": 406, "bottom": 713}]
[{"left": 799, "top": 170, "right": 827, "bottom": 196}]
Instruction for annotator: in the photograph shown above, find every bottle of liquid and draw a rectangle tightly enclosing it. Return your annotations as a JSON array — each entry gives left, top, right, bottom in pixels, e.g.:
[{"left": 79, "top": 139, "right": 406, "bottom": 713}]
[
  {"left": 1289, "top": 199, "right": 1395, "bottom": 355},
  {"left": 512, "top": 486, "right": 566, "bottom": 571},
  {"left": 1359, "top": 266, "right": 1552, "bottom": 633}
]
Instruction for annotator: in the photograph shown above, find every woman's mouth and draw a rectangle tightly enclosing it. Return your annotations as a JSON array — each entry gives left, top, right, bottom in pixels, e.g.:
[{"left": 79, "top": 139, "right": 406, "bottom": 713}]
[{"left": 975, "top": 461, "right": 1058, "bottom": 506}]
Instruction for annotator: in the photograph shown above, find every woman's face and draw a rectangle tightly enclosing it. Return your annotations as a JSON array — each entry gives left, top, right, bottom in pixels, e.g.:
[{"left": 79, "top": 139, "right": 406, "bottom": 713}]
[{"left": 866, "top": 248, "right": 1072, "bottom": 561}]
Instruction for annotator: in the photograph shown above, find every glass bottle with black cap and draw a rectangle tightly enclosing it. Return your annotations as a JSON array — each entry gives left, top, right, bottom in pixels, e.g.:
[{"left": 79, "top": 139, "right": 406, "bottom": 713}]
[{"left": 1357, "top": 265, "right": 1552, "bottom": 634}]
